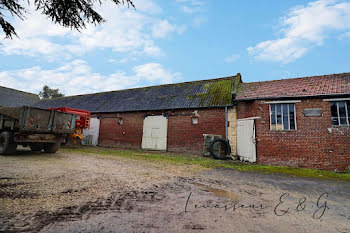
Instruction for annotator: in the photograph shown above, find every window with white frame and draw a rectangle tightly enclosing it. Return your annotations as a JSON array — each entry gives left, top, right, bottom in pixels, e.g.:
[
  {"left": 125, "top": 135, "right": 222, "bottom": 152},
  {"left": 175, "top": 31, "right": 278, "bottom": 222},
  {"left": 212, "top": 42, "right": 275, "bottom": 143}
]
[
  {"left": 270, "top": 104, "right": 296, "bottom": 130},
  {"left": 330, "top": 101, "right": 350, "bottom": 126}
]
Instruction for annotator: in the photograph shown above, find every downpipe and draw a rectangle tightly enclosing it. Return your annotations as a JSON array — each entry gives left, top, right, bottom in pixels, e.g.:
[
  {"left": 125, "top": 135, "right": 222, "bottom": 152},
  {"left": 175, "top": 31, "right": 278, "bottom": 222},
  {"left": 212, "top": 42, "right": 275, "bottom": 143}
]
[{"left": 225, "top": 106, "right": 228, "bottom": 141}]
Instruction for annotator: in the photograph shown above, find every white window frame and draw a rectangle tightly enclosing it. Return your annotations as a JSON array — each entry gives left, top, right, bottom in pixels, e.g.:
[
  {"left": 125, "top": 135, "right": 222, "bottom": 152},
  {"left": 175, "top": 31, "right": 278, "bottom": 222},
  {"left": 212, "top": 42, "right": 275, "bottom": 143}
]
[
  {"left": 269, "top": 103, "right": 297, "bottom": 131},
  {"left": 264, "top": 100, "right": 301, "bottom": 104},
  {"left": 323, "top": 97, "right": 350, "bottom": 102},
  {"left": 330, "top": 101, "right": 350, "bottom": 126}
]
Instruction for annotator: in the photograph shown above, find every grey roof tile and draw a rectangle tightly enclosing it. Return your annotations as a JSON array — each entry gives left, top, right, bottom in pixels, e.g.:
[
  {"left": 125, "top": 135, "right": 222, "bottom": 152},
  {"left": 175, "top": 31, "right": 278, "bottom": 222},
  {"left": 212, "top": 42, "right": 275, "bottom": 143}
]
[
  {"left": 34, "top": 76, "right": 239, "bottom": 113},
  {"left": 0, "top": 86, "right": 40, "bottom": 107}
]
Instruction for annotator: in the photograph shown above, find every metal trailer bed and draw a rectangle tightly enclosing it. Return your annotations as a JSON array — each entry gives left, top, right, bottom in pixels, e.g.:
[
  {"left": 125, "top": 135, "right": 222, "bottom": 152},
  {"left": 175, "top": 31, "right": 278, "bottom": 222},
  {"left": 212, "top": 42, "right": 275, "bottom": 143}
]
[{"left": 0, "top": 106, "right": 76, "bottom": 154}]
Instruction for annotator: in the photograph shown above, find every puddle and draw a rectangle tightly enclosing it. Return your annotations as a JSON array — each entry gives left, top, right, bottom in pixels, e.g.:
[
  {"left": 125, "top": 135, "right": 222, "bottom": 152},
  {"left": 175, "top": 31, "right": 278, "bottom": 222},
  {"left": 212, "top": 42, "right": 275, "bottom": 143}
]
[{"left": 192, "top": 182, "right": 240, "bottom": 202}]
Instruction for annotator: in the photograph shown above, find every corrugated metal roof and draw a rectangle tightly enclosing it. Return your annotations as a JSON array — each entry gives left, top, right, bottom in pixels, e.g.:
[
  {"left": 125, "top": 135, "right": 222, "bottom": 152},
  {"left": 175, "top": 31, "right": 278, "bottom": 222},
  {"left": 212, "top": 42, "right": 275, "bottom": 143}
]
[
  {"left": 34, "top": 75, "right": 239, "bottom": 113},
  {"left": 0, "top": 86, "right": 40, "bottom": 107},
  {"left": 236, "top": 72, "right": 350, "bottom": 100}
]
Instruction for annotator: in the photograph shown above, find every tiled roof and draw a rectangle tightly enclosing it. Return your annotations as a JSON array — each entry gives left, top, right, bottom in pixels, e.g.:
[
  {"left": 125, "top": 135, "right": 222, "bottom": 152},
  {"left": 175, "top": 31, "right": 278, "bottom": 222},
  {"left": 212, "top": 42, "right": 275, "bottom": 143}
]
[
  {"left": 0, "top": 86, "right": 40, "bottom": 107},
  {"left": 236, "top": 73, "right": 350, "bottom": 100},
  {"left": 34, "top": 75, "right": 240, "bottom": 113}
]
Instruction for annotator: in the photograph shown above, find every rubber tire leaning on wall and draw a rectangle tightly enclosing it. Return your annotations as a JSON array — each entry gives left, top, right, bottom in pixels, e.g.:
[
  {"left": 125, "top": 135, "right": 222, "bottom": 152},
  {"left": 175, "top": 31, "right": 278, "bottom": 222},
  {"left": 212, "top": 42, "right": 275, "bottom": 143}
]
[
  {"left": 0, "top": 131, "right": 17, "bottom": 155},
  {"left": 209, "top": 138, "right": 231, "bottom": 160}
]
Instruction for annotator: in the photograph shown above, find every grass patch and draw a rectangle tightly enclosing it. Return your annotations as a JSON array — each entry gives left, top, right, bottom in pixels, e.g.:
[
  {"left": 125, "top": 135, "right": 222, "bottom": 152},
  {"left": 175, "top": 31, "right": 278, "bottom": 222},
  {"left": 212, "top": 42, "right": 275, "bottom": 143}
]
[{"left": 60, "top": 146, "right": 350, "bottom": 182}]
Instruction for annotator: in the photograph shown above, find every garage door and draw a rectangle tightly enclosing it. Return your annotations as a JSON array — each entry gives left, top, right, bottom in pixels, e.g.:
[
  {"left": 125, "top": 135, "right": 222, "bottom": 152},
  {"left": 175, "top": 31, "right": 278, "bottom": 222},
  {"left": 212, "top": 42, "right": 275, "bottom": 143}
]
[{"left": 141, "top": 115, "right": 168, "bottom": 150}]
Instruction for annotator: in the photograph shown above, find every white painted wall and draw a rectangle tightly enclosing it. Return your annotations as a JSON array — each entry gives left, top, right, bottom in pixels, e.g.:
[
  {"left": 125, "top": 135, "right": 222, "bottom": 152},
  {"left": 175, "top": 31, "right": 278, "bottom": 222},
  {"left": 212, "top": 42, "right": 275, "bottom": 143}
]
[
  {"left": 141, "top": 115, "right": 168, "bottom": 150},
  {"left": 82, "top": 118, "right": 100, "bottom": 146}
]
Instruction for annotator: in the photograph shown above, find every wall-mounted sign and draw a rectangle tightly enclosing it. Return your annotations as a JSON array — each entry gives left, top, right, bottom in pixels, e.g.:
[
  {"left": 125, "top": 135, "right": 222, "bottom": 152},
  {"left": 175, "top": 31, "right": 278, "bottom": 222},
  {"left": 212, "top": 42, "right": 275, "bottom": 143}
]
[{"left": 304, "top": 108, "right": 322, "bottom": 117}]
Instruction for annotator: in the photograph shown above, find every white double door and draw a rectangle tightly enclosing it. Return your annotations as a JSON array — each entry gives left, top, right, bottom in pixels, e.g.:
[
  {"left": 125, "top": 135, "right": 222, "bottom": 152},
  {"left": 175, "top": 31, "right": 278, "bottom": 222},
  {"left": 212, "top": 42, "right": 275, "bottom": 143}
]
[{"left": 141, "top": 115, "right": 168, "bottom": 151}]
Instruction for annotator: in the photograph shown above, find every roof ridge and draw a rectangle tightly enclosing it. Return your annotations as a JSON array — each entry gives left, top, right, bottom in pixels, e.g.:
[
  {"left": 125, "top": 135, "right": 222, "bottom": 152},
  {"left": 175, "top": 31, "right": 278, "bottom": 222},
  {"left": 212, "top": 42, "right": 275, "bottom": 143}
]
[
  {"left": 43, "top": 75, "right": 238, "bottom": 101},
  {"left": 243, "top": 72, "right": 350, "bottom": 85},
  {"left": 0, "top": 85, "right": 39, "bottom": 97}
]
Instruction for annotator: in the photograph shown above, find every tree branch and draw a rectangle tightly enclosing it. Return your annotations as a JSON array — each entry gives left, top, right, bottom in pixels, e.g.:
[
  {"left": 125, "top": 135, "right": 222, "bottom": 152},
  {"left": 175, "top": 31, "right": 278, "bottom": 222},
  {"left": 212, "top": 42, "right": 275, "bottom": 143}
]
[{"left": 0, "top": 0, "right": 134, "bottom": 39}]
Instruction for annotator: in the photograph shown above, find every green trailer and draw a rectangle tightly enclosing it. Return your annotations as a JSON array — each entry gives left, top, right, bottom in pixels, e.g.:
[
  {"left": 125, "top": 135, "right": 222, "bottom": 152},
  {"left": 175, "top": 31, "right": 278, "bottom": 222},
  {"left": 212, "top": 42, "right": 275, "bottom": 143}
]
[{"left": 0, "top": 106, "right": 76, "bottom": 154}]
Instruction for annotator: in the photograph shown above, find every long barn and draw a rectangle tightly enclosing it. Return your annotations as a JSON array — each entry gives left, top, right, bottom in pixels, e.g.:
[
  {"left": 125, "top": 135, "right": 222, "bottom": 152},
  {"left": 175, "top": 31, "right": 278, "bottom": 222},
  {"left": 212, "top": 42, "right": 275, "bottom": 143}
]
[
  {"left": 25, "top": 72, "right": 350, "bottom": 171},
  {"left": 34, "top": 74, "right": 241, "bottom": 155}
]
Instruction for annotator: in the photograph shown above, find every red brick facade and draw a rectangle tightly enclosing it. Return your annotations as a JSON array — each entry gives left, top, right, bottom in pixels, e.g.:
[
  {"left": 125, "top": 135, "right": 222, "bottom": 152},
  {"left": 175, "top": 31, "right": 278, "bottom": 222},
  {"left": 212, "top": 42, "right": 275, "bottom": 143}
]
[
  {"left": 94, "top": 108, "right": 226, "bottom": 154},
  {"left": 237, "top": 98, "right": 350, "bottom": 171}
]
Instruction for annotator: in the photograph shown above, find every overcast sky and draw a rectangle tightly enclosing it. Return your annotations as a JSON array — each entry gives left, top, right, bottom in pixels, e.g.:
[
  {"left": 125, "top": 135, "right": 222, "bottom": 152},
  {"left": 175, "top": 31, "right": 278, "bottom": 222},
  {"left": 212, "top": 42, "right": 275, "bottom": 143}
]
[{"left": 1, "top": 0, "right": 350, "bottom": 96}]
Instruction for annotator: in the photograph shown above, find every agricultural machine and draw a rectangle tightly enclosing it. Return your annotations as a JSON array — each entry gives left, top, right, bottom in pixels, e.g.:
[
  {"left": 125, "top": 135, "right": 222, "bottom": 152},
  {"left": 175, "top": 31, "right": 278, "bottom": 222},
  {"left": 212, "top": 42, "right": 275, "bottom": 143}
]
[{"left": 49, "top": 107, "right": 90, "bottom": 144}]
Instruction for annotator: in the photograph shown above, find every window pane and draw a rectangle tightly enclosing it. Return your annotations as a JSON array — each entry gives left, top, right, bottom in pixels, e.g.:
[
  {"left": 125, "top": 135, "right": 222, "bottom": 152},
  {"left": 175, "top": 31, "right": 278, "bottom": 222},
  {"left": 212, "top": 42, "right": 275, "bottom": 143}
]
[
  {"left": 331, "top": 117, "right": 339, "bottom": 125},
  {"left": 331, "top": 102, "right": 339, "bottom": 125},
  {"left": 289, "top": 104, "right": 295, "bottom": 130},
  {"left": 338, "top": 102, "right": 347, "bottom": 125},
  {"left": 283, "top": 104, "right": 289, "bottom": 130},
  {"left": 347, "top": 101, "right": 350, "bottom": 125},
  {"left": 276, "top": 104, "right": 283, "bottom": 130},
  {"left": 340, "top": 118, "right": 347, "bottom": 125},
  {"left": 270, "top": 104, "right": 276, "bottom": 125}
]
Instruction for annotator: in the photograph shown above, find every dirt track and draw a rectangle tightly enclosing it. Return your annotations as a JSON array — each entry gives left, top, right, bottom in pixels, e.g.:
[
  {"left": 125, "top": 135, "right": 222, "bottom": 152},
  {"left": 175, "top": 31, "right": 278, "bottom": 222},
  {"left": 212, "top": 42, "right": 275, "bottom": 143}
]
[{"left": 0, "top": 148, "right": 349, "bottom": 233}]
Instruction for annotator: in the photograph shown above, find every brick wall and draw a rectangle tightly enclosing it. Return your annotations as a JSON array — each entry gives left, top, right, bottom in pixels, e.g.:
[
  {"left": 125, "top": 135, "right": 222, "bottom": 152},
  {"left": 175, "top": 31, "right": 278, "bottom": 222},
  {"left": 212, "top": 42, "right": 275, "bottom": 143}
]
[
  {"left": 237, "top": 98, "right": 350, "bottom": 171},
  {"left": 96, "top": 113, "right": 143, "bottom": 149},
  {"left": 94, "top": 108, "right": 226, "bottom": 154}
]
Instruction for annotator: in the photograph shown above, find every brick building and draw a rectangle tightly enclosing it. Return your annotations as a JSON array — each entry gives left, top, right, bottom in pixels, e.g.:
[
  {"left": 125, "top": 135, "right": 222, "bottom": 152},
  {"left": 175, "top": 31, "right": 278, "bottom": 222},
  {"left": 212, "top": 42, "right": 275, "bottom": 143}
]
[
  {"left": 235, "top": 73, "right": 350, "bottom": 171},
  {"left": 33, "top": 72, "right": 350, "bottom": 171},
  {"left": 35, "top": 75, "right": 241, "bottom": 155}
]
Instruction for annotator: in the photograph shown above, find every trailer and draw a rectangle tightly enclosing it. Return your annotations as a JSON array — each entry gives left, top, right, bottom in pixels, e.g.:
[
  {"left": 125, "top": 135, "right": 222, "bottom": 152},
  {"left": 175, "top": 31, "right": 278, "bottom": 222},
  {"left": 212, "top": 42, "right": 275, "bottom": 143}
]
[
  {"left": 49, "top": 107, "right": 90, "bottom": 144},
  {"left": 0, "top": 106, "right": 76, "bottom": 154}
]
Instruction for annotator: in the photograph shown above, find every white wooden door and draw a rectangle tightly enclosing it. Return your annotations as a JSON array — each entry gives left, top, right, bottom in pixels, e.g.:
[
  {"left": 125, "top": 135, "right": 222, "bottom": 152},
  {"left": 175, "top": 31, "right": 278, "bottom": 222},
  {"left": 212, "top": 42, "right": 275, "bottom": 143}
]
[
  {"left": 82, "top": 118, "right": 100, "bottom": 146},
  {"left": 141, "top": 115, "right": 168, "bottom": 150},
  {"left": 237, "top": 118, "right": 256, "bottom": 162}
]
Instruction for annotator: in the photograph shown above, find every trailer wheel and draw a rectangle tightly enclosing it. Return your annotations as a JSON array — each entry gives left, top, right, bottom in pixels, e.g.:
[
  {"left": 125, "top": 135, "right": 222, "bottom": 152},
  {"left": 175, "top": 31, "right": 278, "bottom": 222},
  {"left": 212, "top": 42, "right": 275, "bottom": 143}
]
[
  {"left": 61, "top": 137, "right": 68, "bottom": 145},
  {"left": 30, "top": 143, "right": 43, "bottom": 152},
  {"left": 0, "top": 132, "right": 17, "bottom": 155},
  {"left": 43, "top": 143, "right": 61, "bottom": 153}
]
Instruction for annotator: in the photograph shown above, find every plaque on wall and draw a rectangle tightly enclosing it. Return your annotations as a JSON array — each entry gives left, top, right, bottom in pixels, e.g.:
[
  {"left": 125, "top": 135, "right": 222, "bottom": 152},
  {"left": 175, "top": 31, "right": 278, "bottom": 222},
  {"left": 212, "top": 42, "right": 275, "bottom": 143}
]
[{"left": 304, "top": 108, "right": 322, "bottom": 117}]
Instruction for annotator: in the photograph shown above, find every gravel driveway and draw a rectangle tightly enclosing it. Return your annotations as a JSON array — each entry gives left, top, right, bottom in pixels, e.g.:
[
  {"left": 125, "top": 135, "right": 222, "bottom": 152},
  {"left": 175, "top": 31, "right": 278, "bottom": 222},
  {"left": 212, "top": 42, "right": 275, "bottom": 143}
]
[{"left": 0, "top": 148, "right": 349, "bottom": 233}]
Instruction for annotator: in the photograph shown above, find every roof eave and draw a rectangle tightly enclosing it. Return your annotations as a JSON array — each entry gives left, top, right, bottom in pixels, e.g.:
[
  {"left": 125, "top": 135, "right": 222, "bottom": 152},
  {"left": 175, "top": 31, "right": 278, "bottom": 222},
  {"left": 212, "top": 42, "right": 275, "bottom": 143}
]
[
  {"left": 90, "top": 104, "right": 235, "bottom": 114},
  {"left": 234, "top": 93, "right": 350, "bottom": 102}
]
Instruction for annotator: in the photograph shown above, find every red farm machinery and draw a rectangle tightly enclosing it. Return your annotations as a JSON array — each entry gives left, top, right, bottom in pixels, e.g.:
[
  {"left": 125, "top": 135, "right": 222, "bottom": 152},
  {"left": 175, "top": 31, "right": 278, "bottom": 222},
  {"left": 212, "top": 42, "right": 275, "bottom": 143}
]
[{"left": 49, "top": 107, "right": 91, "bottom": 144}]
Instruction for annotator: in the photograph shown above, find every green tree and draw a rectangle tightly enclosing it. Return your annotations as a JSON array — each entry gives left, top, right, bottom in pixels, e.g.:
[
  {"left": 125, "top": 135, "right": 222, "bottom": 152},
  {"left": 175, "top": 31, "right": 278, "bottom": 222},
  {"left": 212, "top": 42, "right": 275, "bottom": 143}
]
[
  {"left": 0, "top": 0, "right": 134, "bottom": 39},
  {"left": 39, "top": 85, "right": 65, "bottom": 99}
]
